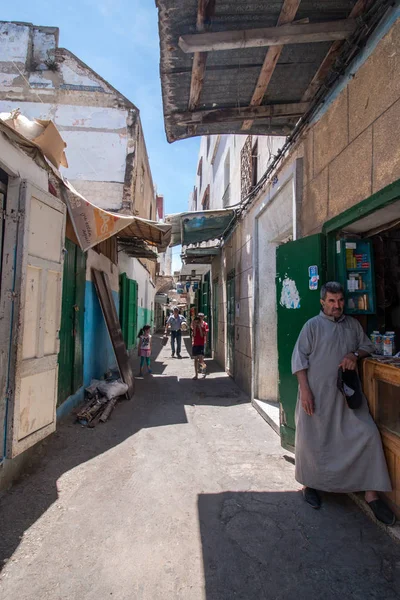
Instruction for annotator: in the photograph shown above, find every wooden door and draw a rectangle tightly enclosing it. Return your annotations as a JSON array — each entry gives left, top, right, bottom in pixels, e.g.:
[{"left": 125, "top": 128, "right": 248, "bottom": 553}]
[
  {"left": 58, "top": 239, "right": 86, "bottom": 406},
  {"left": 7, "top": 182, "right": 66, "bottom": 458}
]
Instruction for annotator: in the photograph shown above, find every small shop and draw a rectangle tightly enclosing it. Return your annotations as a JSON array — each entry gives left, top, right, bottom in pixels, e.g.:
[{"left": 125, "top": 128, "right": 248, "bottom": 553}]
[{"left": 276, "top": 179, "right": 400, "bottom": 515}]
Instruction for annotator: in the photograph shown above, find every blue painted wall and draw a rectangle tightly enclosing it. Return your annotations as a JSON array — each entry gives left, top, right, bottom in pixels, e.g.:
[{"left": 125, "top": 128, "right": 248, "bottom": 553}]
[
  {"left": 57, "top": 281, "right": 119, "bottom": 420},
  {"left": 83, "top": 280, "right": 119, "bottom": 386}
]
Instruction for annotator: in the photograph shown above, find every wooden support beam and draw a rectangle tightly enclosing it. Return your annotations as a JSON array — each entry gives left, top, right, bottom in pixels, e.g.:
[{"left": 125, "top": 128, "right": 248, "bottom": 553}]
[
  {"left": 188, "top": 1, "right": 211, "bottom": 111},
  {"left": 301, "top": 0, "right": 372, "bottom": 102},
  {"left": 170, "top": 102, "right": 310, "bottom": 125},
  {"left": 179, "top": 19, "right": 356, "bottom": 53},
  {"left": 242, "top": 0, "right": 301, "bottom": 131}
]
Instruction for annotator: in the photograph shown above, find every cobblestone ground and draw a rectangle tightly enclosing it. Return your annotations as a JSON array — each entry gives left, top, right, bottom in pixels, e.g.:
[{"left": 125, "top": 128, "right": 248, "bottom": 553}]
[{"left": 1, "top": 334, "right": 400, "bottom": 600}]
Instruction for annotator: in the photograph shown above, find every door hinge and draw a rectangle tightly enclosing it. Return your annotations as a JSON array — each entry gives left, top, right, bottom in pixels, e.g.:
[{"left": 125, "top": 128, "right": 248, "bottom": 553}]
[
  {"left": 6, "top": 290, "right": 18, "bottom": 301},
  {"left": 7, "top": 209, "right": 24, "bottom": 223}
]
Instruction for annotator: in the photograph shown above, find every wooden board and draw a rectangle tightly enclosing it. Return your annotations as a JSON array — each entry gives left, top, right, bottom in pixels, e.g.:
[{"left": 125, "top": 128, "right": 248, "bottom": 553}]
[{"left": 92, "top": 269, "right": 135, "bottom": 399}]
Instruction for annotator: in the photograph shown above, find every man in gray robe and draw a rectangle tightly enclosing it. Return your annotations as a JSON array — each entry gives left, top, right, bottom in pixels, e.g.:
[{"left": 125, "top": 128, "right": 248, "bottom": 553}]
[{"left": 292, "top": 281, "right": 395, "bottom": 525}]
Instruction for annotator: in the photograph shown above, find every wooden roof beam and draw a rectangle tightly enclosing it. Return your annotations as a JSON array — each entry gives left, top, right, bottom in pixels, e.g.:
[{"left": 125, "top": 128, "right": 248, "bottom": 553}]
[
  {"left": 301, "top": 0, "right": 373, "bottom": 102},
  {"left": 241, "top": 0, "right": 301, "bottom": 131},
  {"left": 187, "top": 1, "right": 216, "bottom": 136},
  {"left": 179, "top": 20, "right": 356, "bottom": 53},
  {"left": 170, "top": 102, "right": 309, "bottom": 126}
]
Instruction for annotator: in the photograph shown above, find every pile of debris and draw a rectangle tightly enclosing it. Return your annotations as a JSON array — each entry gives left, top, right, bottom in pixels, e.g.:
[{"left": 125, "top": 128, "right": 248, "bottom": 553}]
[{"left": 76, "top": 379, "right": 129, "bottom": 427}]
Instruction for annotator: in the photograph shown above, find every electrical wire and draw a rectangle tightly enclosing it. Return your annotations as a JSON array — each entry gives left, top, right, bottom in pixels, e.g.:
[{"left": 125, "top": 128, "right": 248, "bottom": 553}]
[{"left": 220, "top": 0, "right": 393, "bottom": 242}]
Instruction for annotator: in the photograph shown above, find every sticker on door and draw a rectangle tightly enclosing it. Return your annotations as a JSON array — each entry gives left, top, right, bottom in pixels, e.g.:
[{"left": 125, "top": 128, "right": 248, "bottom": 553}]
[{"left": 280, "top": 277, "right": 301, "bottom": 309}]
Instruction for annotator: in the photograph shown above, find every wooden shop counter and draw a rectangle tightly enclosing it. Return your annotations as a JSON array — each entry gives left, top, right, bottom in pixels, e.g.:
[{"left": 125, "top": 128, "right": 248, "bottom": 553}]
[{"left": 363, "top": 358, "right": 400, "bottom": 517}]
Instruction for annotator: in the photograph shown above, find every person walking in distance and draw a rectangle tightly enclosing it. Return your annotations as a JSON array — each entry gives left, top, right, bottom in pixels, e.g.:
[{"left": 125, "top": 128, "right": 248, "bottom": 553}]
[
  {"left": 197, "top": 313, "right": 209, "bottom": 375},
  {"left": 138, "top": 325, "right": 152, "bottom": 376},
  {"left": 191, "top": 316, "right": 207, "bottom": 380},
  {"left": 292, "top": 281, "right": 394, "bottom": 524},
  {"left": 165, "top": 307, "right": 186, "bottom": 358}
]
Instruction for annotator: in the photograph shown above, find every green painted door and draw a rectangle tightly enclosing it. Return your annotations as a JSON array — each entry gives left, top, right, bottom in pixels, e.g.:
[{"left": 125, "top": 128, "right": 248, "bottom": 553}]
[
  {"left": 212, "top": 280, "right": 218, "bottom": 354},
  {"left": 276, "top": 234, "right": 326, "bottom": 450},
  {"left": 202, "top": 279, "right": 211, "bottom": 356},
  {"left": 120, "top": 274, "right": 138, "bottom": 350},
  {"left": 226, "top": 274, "right": 235, "bottom": 376},
  {"left": 58, "top": 239, "right": 86, "bottom": 406}
]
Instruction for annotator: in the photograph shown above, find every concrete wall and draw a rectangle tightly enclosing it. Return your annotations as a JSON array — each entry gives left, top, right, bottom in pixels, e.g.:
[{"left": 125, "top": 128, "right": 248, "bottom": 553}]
[
  {"left": 253, "top": 173, "right": 294, "bottom": 402},
  {"left": 119, "top": 252, "right": 156, "bottom": 336},
  {"left": 84, "top": 249, "right": 119, "bottom": 382},
  {"left": 300, "top": 15, "right": 400, "bottom": 236},
  {"left": 193, "top": 134, "right": 285, "bottom": 211},
  {"left": 0, "top": 22, "right": 157, "bottom": 221},
  {"left": 208, "top": 11, "right": 400, "bottom": 400}
]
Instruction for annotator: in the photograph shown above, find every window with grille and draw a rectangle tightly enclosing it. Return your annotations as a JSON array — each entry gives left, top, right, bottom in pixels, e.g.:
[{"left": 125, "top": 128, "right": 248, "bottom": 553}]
[{"left": 241, "top": 136, "right": 252, "bottom": 201}]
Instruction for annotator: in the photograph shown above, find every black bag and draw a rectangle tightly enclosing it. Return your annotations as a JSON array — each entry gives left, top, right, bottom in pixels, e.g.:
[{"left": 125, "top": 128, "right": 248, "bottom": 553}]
[{"left": 337, "top": 368, "right": 363, "bottom": 409}]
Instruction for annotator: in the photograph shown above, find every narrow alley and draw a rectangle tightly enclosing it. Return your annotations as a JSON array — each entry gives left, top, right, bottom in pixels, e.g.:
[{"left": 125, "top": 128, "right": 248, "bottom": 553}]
[{"left": 0, "top": 336, "right": 399, "bottom": 600}]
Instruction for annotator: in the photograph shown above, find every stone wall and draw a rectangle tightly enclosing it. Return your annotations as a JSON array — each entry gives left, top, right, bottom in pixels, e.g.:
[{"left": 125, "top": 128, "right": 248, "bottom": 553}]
[{"left": 301, "top": 18, "right": 400, "bottom": 236}]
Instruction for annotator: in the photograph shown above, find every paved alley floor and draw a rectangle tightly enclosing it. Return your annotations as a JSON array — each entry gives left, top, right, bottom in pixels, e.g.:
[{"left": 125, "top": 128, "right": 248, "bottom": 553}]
[{"left": 1, "top": 335, "right": 400, "bottom": 600}]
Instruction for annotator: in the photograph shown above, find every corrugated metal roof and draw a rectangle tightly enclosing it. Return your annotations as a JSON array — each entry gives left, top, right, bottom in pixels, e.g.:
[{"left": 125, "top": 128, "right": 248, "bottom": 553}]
[{"left": 156, "top": 0, "right": 388, "bottom": 141}]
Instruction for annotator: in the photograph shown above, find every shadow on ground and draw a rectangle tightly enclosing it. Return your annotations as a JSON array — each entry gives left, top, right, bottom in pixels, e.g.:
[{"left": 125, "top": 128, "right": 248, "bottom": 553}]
[
  {"left": 0, "top": 334, "right": 247, "bottom": 569},
  {"left": 199, "top": 491, "right": 400, "bottom": 600}
]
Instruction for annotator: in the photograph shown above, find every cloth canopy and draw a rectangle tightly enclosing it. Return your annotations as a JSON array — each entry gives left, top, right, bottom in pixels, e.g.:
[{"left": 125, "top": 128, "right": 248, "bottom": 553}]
[{"left": 165, "top": 209, "right": 236, "bottom": 247}]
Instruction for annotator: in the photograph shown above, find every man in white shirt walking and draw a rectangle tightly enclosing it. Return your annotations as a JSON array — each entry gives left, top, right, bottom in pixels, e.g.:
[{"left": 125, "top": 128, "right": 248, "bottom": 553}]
[{"left": 165, "top": 307, "right": 186, "bottom": 358}]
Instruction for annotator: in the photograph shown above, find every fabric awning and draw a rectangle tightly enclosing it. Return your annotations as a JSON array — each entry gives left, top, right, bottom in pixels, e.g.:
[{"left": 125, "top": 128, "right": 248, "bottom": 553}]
[
  {"left": 182, "top": 246, "right": 221, "bottom": 264},
  {"left": 0, "top": 113, "right": 172, "bottom": 253},
  {"left": 118, "top": 217, "right": 171, "bottom": 252},
  {"left": 165, "top": 209, "right": 236, "bottom": 247},
  {"left": 61, "top": 179, "right": 171, "bottom": 252}
]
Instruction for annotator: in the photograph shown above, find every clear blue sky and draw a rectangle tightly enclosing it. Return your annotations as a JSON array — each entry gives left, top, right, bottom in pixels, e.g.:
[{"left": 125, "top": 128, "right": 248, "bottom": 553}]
[{"left": 2, "top": 1, "right": 198, "bottom": 270}]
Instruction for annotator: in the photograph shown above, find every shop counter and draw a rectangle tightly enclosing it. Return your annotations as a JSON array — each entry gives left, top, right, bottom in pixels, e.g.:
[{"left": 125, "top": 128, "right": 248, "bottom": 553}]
[{"left": 363, "top": 358, "right": 400, "bottom": 517}]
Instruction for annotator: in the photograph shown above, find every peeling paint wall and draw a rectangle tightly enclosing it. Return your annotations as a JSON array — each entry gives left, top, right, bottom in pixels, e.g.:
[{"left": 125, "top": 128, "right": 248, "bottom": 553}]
[{"left": 0, "top": 21, "right": 158, "bottom": 418}]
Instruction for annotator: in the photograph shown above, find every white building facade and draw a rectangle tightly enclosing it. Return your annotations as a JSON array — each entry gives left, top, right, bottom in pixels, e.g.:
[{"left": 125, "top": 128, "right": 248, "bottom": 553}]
[{"left": 188, "top": 133, "right": 303, "bottom": 419}]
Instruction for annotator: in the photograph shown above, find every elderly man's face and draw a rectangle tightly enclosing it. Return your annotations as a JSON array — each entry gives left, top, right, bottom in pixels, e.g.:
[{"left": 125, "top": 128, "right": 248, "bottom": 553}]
[{"left": 321, "top": 292, "right": 345, "bottom": 319}]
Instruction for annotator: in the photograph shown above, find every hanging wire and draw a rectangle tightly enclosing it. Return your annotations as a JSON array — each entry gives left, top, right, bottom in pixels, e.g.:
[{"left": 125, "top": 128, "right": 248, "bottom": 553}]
[{"left": 217, "top": 0, "right": 393, "bottom": 244}]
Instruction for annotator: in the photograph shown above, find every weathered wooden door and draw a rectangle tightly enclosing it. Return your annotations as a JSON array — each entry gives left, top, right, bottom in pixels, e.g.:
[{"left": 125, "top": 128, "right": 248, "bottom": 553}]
[
  {"left": 58, "top": 238, "right": 86, "bottom": 406},
  {"left": 7, "top": 182, "right": 66, "bottom": 457},
  {"left": 226, "top": 274, "right": 235, "bottom": 376}
]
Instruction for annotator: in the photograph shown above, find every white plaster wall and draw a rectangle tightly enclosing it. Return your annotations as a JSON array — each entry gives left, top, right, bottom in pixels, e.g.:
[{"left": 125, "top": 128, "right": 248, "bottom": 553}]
[
  {"left": 193, "top": 134, "right": 286, "bottom": 211},
  {"left": 0, "top": 132, "right": 48, "bottom": 190},
  {"left": 0, "top": 100, "right": 129, "bottom": 205},
  {"left": 32, "top": 30, "right": 57, "bottom": 68},
  {"left": 86, "top": 249, "right": 119, "bottom": 292},
  {"left": 118, "top": 253, "right": 156, "bottom": 315},
  {"left": 70, "top": 180, "right": 124, "bottom": 211},
  {"left": 60, "top": 130, "right": 126, "bottom": 182},
  {"left": 60, "top": 56, "right": 107, "bottom": 90},
  {"left": 254, "top": 177, "right": 293, "bottom": 402},
  {"left": 0, "top": 23, "right": 29, "bottom": 63}
]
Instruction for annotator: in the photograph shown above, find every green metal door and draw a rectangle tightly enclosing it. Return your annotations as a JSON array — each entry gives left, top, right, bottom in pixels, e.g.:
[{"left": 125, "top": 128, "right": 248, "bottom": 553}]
[
  {"left": 202, "top": 279, "right": 211, "bottom": 356},
  {"left": 276, "top": 234, "right": 326, "bottom": 450},
  {"left": 212, "top": 280, "right": 218, "bottom": 354},
  {"left": 58, "top": 239, "right": 86, "bottom": 406},
  {"left": 226, "top": 274, "right": 235, "bottom": 376}
]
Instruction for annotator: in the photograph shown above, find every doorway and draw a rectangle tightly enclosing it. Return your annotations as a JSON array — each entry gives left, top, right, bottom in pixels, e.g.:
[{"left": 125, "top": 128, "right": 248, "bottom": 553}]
[
  {"left": 58, "top": 238, "right": 86, "bottom": 406},
  {"left": 226, "top": 273, "right": 235, "bottom": 376},
  {"left": 212, "top": 279, "right": 219, "bottom": 355}
]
